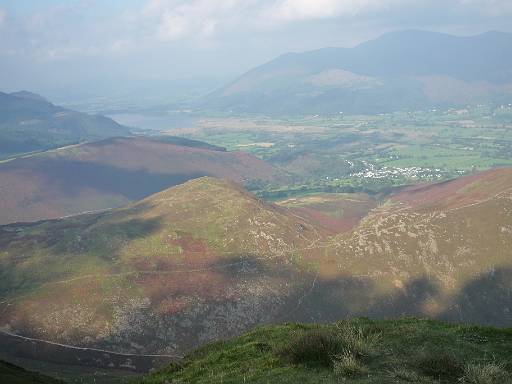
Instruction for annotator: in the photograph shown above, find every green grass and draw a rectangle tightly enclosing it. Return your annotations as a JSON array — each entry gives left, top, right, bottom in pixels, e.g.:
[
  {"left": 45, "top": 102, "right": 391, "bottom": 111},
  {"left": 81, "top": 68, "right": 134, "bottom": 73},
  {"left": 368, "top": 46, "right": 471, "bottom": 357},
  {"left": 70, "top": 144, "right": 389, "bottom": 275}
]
[
  {"left": 378, "top": 144, "right": 512, "bottom": 169},
  {"left": 136, "top": 318, "right": 512, "bottom": 383}
]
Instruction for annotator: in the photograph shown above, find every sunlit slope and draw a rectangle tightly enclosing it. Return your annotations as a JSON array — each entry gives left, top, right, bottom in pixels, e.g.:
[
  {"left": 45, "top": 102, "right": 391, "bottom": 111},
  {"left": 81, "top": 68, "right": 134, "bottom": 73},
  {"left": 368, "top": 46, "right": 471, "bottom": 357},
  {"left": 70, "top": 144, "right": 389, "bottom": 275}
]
[
  {"left": 320, "top": 168, "right": 512, "bottom": 325},
  {"left": 0, "top": 177, "right": 323, "bottom": 354},
  {"left": 0, "top": 136, "right": 283, "bottom": 224}
]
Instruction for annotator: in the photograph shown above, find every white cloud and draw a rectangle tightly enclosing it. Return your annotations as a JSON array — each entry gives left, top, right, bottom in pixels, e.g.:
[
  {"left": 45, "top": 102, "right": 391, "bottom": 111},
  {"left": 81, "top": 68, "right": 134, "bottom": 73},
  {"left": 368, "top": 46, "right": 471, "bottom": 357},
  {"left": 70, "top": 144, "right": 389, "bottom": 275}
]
[
  {"left": 158, "top": 12, "right": 189, "bottom": 40},
  {"left": 142, "top": 0, "right": 249, "bottom": 42},
  {"left": 141, "top": 0, "right": 512, "bottom": 32},
  {"left": 140, "top": 0, "right": 409, "bottom": 39},
  {"left": 266, "top": 0, "right": 400, "bottom": 21}
]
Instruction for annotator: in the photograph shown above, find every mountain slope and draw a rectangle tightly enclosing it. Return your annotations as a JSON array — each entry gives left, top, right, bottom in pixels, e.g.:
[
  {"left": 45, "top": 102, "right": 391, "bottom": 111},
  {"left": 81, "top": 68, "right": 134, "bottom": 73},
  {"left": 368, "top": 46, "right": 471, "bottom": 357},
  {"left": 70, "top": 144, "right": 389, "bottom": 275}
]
[
  {"left": 0, "top": 136, "right": 283, "bottom": 224},
  {"left": 0, "top": 169, "right": 511, "bottom": 364},
  {"left": 205, "top": 30, "right": 512, "bottom": 114},
  {"left": 319, "top": 168, "right": 512, "bottom": 326},
  {"left": 0, "top": 177, "right": 323, "bottom": 356},
  {"left": 0, "top": 91, "right": 130, "bottom": 158}
]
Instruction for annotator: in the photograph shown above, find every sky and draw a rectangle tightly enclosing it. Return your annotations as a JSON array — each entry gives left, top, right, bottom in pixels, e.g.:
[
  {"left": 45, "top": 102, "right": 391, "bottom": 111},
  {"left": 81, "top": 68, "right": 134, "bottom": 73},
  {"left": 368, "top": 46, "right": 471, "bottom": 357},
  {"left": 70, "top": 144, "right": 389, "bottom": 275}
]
[{"left": 1, "top": 0, "right": 512, "bottom": 102}]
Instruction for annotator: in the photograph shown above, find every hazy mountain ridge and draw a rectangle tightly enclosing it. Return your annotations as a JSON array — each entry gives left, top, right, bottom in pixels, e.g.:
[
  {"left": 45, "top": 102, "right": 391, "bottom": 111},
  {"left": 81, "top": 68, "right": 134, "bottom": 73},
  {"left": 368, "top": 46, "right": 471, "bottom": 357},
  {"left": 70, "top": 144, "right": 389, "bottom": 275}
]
[
  {"left": 0, "top": 91, "right": 130, "bottom": 158},
  {"left": 205, "top": 30, "right": 512, "bottom": 114}
]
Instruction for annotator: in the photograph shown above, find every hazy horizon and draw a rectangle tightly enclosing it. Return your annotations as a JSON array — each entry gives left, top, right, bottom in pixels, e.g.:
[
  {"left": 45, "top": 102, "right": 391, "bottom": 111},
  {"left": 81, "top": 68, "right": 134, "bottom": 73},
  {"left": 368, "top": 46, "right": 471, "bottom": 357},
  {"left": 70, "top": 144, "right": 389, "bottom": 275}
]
[{"left": 1, "top": 0, "right": 512, "bottom": 102}]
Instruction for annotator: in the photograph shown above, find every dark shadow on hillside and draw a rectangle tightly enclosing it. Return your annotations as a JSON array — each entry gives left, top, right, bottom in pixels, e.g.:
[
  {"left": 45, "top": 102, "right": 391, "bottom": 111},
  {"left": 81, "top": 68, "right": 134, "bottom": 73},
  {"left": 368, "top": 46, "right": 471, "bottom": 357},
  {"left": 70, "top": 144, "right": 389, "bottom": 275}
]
[
  {"left": 8, "top": 158, "right": 208, "bottom": 201},
  {"left": 439, "top": 267, "right": 512, "bottom": 327},
  {"left": 286, "top": 274, "right": 442, "bottom": 324},
  {"left": 120, "top": 257, "right": 456, "bottom": 355},
  {"left": 121, "top": 256, "right": 448, "bottom": 354},
  {"left": 1, "top": 248, "right": 512, "bottom": 367},
  {"left": 296, "top": 267, "right": 512, "bottom": 328}
]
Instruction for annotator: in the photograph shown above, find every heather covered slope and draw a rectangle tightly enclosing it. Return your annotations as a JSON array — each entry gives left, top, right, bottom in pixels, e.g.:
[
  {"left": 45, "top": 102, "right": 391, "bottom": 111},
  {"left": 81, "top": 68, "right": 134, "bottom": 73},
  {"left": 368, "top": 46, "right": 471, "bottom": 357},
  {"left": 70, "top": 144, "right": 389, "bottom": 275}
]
[
  {"left": 276, "top": 193, "right": 378, "bottom": 233},
  {"left": 0, "top": 91, "right": 129, "bottom": 158},
  {"left": 0, "top": 136, "right": 282, "bottom": 224},
  {"left": 321, "top": 167, "right": 512, "bottom": 326},
  {"left": 1, "top": 170, "right": 512, "bottom": 363},
  {"left": 0, "top": 177, "right": 323, "bottom": 355}
]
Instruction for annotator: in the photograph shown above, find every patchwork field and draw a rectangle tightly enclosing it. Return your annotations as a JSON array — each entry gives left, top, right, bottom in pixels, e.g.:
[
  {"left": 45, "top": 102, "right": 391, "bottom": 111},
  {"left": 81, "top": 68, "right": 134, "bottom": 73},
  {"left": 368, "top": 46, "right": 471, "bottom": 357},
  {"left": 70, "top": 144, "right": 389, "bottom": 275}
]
[{"left": 165, "top": 105, "right": 512, "bottom": 197}]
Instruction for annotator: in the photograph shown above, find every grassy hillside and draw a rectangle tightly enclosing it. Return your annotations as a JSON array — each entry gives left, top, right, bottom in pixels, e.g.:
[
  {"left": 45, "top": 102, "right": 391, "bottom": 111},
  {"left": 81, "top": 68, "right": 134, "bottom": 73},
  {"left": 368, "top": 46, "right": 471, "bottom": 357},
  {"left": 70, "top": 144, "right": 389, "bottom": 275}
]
[
  {"left": 0, "top": 360, "right": 62, "bottom": 384},
  {"left": 0, "top": 91, "right": 130, "bottom": 159},
  {"left": 139, "top": 318, "right": 512, "bottom": 384},
  {"left": 0, "top": 136, "right": 283, "bottom": 224}
]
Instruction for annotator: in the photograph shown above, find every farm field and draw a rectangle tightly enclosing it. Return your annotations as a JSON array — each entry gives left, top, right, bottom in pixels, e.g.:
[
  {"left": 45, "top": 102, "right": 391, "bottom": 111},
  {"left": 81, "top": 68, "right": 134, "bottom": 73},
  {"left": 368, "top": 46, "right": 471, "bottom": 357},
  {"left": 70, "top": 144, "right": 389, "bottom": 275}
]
[{"left": 167, "top": 104, "right": 512, "bottom": 197}]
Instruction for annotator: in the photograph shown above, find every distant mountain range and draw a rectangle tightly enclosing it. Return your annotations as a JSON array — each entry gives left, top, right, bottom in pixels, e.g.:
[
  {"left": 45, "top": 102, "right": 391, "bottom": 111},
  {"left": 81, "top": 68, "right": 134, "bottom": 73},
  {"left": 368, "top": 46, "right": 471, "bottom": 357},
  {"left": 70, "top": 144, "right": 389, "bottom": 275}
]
[
  {"left": 0, "top": 91, "right": 130, "bottom": 158},
  {"left": 1, "top": 168, "right": 511, "bottom": 361},
  {"left": 0, "top": 136, "right": 282, "bottom": 224},
  {"left": 204, "top": 30, "right": 512, "bottom": 114}
]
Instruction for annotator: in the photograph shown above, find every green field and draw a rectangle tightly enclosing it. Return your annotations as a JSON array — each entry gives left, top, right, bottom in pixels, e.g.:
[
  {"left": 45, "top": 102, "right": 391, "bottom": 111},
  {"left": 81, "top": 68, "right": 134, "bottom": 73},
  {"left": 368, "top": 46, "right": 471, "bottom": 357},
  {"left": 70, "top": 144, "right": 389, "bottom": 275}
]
[{"left": 177, "top": 105, "right": 512, "bottom": 197}]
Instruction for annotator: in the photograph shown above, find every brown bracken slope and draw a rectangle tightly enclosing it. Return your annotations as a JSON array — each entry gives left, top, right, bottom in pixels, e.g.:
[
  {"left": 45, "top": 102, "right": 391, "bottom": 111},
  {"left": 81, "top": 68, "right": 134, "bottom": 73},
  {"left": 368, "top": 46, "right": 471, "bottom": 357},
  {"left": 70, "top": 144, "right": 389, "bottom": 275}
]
[{"left": 0, "top": 136, "right": 283, "bottom": 225}]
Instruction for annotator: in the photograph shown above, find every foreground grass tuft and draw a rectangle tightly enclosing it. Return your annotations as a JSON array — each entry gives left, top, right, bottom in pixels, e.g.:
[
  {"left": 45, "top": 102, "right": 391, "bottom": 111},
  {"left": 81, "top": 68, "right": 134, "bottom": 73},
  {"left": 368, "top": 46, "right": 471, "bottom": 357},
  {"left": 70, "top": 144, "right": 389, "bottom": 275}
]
[
  {"left": 333, "top": 350, "right": 366, "bottom": 378},
  {"left": 461, "top": 362, "right": 511, "bottom": 384},
  {"left": 277, "top": 328, "right": 344, "bottom": 367},
  {"left": 334, "top": 321, "right": 380, "bottom": 358},
  {"left": 276, "top": 321, "right": 378, "bottom": 375}
]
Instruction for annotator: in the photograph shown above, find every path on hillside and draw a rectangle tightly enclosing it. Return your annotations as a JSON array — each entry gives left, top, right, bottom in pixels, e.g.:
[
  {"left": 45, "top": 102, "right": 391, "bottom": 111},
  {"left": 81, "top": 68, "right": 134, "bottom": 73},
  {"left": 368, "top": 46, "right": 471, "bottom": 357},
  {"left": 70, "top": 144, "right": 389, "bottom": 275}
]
[
  {"left": 0, "top": 329, "right": 182, "bottom": 360},
  {"left": 0, "top": 260, "right": 253, "bottom": 308}
]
